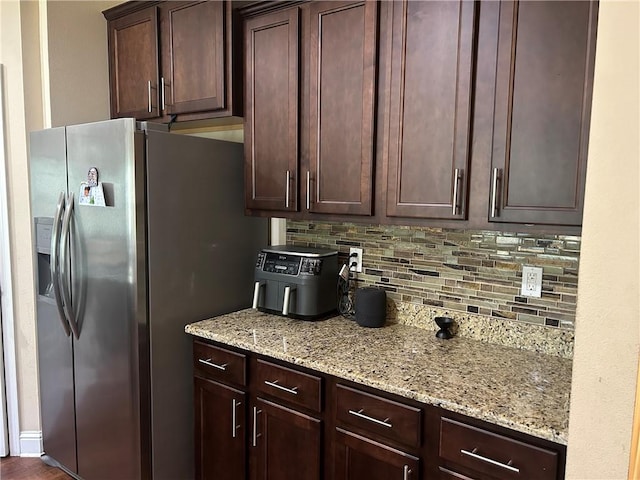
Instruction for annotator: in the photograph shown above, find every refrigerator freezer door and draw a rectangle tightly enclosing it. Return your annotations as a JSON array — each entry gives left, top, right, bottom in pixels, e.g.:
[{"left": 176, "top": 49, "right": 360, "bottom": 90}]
[
  {"left": 29, "top": 127, "right": 78, "bottom": 474},
  {"left": 65, "top": 118, "right": 148, "bottom": 480},
  {"left": 145, "top": 132, "right": 267, "bottom": 479}
]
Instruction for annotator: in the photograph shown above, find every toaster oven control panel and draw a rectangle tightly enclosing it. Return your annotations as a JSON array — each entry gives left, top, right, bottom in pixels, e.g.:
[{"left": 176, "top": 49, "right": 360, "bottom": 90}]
[{"left": 256, "top": 252, "right": 323, "bottom": 276}]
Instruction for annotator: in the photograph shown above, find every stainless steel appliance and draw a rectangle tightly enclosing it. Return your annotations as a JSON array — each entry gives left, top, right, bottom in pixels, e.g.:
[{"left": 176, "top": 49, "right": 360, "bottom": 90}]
[
  {"left": 252, "top": 245, "right": 338, "bottom": 319},
  {"left": 29, "top": 118, "right": 267, "bottom": 480}
]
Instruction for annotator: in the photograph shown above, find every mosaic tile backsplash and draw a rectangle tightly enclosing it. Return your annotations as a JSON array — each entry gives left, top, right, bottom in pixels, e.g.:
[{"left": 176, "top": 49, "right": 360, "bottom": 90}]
[{"left": 286, "top": 221, "right": 580, "bottom": 330}]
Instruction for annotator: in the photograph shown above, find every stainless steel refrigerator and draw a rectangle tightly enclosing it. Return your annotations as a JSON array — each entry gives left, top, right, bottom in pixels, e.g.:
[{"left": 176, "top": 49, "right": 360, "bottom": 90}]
[{"left": 29, "top": 118, "right": 267, "bottom": 480}]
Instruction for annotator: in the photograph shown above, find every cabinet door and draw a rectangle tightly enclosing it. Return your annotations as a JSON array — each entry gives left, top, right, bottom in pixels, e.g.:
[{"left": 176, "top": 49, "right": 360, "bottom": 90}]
[
  {"left": 253, "top": 397, "right": 322, "bottom": 480},
  {"left": 334, "top": 428, "right": 420, "bottom": 480},
  {"left": 159, "top": 1, "right": 228, "bottom": 116},
  {"left": 194, "top": 377, "right": 246, "bottom": 480},
  {"left": 107, "top": 6, "right": 160, "bottom": 119},
  {"left": 385, "top": 0, "right": 476, "bottom": 220},
  {"left": 244, "top": 8, "right": 300, "bottom": 213},
  {"left": 306, "top": 1, "right": 377, "bottom": 216},
  {"left": 489, "top": 0, "right": 598, "bottom": 225}
]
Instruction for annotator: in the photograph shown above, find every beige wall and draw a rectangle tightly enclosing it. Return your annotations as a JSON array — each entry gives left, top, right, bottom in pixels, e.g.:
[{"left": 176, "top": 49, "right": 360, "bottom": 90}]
[
  {"left": 46, "top": 0, "right": 116, "bottom": 127},
  {"left": 1, "top": 0, "right": 43, "bottom": 434},
  {"left": 566, "top": 1, "right": 640, "bottom": 478}
]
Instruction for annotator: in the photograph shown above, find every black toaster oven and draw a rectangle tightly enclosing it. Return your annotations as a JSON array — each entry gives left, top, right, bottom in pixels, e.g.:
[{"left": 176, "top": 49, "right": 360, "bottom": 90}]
[{"left": 252, "top": 245, "right": 338, "bottom": 319}]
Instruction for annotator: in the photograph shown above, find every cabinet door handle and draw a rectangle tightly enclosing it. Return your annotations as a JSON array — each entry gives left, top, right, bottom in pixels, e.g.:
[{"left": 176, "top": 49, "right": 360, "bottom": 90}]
[
  {"left": 461, "top": 448, "right": 520, "bottom": 473},
  {"left": 285, "top": 170, "right": 291, "bottom": 208},
  {"left": 252, "top": 407, "right": 262, "bottom": 447},
  {"left": 231, "top": 399, "right": 241, "bottom": 438},
  {"left": 306, "top": 171, "right": 311, "bottom": 210},
  {"left": 452, "top": 168, "right": 462, "bottom": 215},
  {"left": 491, "top": 168, "right": 501, "bottom": 218},
  {"left": 161, "top": 77, "right": 166, "bottom": 111},
  {"left": 348, "top": 409, "right": 392, "bottom": 428},
  {"left": 147, "top": 80, "right": 153, "bottom": 113},
  {"left": 403, "top": 465, "right": 412, "bottom": 480},
  {"left": 198, "top": 358, "right": 228, "bottom": 371},
  {"left": 264, "top": 379, "right": 298, "bottom": 395}
]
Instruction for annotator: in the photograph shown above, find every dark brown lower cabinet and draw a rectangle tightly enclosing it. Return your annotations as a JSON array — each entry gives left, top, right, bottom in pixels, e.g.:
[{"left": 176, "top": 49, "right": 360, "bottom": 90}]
[
  {"left": 334, "top": 427, "right": 420, "bottom": 480},
  {"left": 191, "top": 338, "right": 566, "bottom": 480},
  {"left": 194, "top": 376, "right": 246, "bottom": 480},
  {"left": 438, "top": 416, "right": 559, "bottom": 480},
  {"left": 253, "top": 397, "right": 322, "bottom": 480}
]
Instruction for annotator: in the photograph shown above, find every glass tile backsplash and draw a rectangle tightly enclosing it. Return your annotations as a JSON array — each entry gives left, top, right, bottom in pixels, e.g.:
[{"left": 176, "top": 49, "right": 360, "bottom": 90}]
[{"left": 286, "top": 221, "right": 580, "bottom": 330}]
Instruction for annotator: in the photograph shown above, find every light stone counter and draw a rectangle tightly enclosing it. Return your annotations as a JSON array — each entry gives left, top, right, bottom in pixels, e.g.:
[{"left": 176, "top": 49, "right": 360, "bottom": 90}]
[{"left": 185, "top": 308, "right": 572, "bottom": 445}]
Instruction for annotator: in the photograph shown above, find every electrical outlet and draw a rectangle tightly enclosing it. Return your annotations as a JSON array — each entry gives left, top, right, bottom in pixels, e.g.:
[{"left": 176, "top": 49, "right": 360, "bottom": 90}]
[
  {"left": 521, "top": 266, "right": 543, "bottom": 297},
  {"left": 349, "top": 247, "right": 363, "bottom": 273}
]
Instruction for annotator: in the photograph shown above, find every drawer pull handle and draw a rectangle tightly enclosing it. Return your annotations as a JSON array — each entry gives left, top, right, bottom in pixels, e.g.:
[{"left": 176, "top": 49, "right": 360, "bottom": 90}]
[
  {"left": 348, "top": 409, "right": 392, "bottom": 428},
  {"left": 461, "top": 448, "right": 520, "bottom": 473},
  {"left": 264, "top": 379, "right": 298, "bottom": 395},
  {"left": 403, "top": 465, "right": 412, "bottom": 480},
  {"left": 198, "top": 358, "right": 228, "bottom": 371}
]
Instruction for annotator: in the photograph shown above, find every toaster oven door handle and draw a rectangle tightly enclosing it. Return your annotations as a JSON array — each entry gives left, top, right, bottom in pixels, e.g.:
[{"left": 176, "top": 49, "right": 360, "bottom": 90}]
[
  {"left": 252, "top": 281, "right": 264, "bottom": 309},
  {"left": 282, "top": 285, "right": 296, "bottom": 316}
]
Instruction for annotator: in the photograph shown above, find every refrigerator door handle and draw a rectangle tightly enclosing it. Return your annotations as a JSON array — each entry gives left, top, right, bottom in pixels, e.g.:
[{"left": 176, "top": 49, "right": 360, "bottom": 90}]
[
  {"left": 50, "top": 192, "right": 71, "bottom": 337},
  {"left": 60, "top": 192, "right": 80, "bottom": 339}
]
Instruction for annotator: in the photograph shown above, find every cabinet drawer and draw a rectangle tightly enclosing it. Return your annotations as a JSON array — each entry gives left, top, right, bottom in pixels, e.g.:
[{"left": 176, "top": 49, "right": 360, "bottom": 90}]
[
  {"left": 193, "top": 341, "right": 246, "bottom": 386},
  {"left": 335, "top": 384, "right": 421, "bottom": 448},
  {"left": 255, "top": 359, "right": 322, "bottom": 413},
  {"left": 438, "top": 466, "right": 476, "bottom": 480},
  {"left": 440, "top": 417, "right": 558, "bottom": 480}
]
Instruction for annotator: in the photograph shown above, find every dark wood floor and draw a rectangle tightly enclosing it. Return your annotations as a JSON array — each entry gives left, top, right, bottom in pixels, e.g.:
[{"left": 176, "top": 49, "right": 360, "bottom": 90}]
[{"left": 0, "top": 456, "right": 72, "bottom": 479}]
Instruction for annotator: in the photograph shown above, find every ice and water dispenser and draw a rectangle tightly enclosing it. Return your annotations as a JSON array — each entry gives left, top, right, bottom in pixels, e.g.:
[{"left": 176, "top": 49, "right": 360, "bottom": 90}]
[{"left": 34, "top": 217, "right": 54, "bottom": 298}]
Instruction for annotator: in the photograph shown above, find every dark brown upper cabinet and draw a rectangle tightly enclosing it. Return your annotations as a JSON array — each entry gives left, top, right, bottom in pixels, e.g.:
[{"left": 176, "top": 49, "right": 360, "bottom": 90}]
[
  {"left": 305, "top": 1, "right": 377, "bottom": 216},
  {"left": 104, "top": 1, "right": 242, "bottom": 122},
  {"left": 488, "top": 0, "right": 598, "bottom": 226},
  {"left": 106, "top": 6, "right": 160, "bottom": 120},
  {"left": 244, "top": 7, "right": 300, "bottom": 213},
  {"left": 240, "top": 0, "right": 597, "bottom": 232},
  {"left": 385, "top": 0, "right": 476, "bottom": 220},
  {"left": 243, "top": 1, "right": 377, "bottom": 217},
  {"left": 159, "top": 1, "right": 230, "bottom": 116}
]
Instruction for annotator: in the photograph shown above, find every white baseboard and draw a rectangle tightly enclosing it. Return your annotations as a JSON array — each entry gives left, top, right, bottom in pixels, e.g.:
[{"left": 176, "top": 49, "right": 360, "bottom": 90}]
[{"left": 19, "top": 431, "right": 43, "bottom": 457}]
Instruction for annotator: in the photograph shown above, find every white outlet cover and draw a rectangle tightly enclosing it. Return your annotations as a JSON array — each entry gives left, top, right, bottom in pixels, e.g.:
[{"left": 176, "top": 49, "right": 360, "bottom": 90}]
[
  {"left": 349, "top": 247, "right": 363, "bottom": 273},
  {"left": 521, "top": 266, "right": 543, "bottom": 298}
]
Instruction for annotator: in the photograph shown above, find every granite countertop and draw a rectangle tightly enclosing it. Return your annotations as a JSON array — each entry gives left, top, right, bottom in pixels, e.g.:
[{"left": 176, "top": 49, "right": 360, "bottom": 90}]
[{"left": 185, "top": 308, "right": 572, "bottom": 445}]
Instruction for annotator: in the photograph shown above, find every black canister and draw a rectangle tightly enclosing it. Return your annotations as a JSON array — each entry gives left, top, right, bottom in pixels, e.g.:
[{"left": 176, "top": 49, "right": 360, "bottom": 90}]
[{"left": 354, "top": 287, "right": 387, "bottom": 328}]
